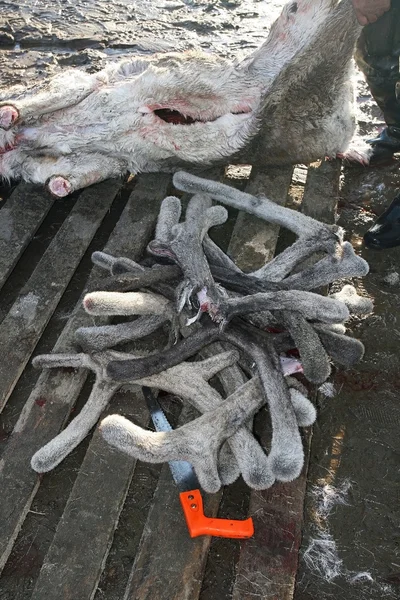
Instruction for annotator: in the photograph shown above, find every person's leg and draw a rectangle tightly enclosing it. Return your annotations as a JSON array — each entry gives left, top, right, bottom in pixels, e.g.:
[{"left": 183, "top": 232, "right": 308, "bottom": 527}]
[
  {"left": 356, "top": 1, "right": 400, "bottom": 248},
  {"left": 364, "top": 193, "right": 400, "bottom": 249},
  {"left": 355, "top": 0, "right": 400, "bottom": 165}
]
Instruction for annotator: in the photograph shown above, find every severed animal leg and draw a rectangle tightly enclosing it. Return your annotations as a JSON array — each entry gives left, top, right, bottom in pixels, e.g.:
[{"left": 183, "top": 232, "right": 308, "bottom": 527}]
[
  {"left": 0, "top": 70, "right": 107, "bottom": 127},
  {"left": 0, "top": 149, "right": 125, "bottom": 196}
]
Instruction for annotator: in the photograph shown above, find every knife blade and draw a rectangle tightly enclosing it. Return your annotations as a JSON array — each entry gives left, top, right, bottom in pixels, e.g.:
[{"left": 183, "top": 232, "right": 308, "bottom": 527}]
[{"left": 142, "top": 387, "right": 254, "bottom": 539}]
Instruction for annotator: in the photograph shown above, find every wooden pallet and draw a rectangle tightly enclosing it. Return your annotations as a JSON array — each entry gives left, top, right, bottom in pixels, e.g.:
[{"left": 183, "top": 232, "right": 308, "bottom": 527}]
[{"left": 0, "top": 160, "right": 341, "bottom": 600}]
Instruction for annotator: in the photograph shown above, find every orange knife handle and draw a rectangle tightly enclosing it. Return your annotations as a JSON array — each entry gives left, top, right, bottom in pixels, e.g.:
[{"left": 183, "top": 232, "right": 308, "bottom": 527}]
[{"left": 179, "top": 489, "right": 254, "bottom": 539}]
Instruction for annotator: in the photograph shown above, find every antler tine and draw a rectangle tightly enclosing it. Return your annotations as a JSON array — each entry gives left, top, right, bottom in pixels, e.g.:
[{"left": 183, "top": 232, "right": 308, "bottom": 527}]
[
  {"left": 252, "top": 233, "right": 340, "bottom": 282},
  {"left": 83, "top": 290, "right": 174, "bottom": 318},
  {"left": 184, "top": 193, "right": 227, "bottom": 234},
  {"left": 100, "top": 377, "right": 262, "bottom": 493},
  {"left": 278, "top": 311, "right": 331, "bottom": 384},
  {"left": 314, "top": 326, "right": 365, "bottom": 367},
  {"left": 329, "top": 284, "right": 373, "bottom": 315},
  {"left": 219, "top": 290, "right": 349, "bottom": 325},
  {"left": 31, "top": 378, "right": 119, "bottom": 473},
  {"left": 91, "top": 251, "right": 117, "bottom": 272},
  {"left": 75, "top": 315, "right": 167, "bottom": 352},
  {"left": 155, "top": 195, "right": 182, "bottom": 243},
  {"left": 173, "top": 171, "right": 342, "bottom": 245},
  {"left": 184, "top": 192, "right": 212, "bottom": 224},
  {"left": 289, "top": 389, "right": 316, "bottom": 427},
  {"left": 282, "top": 242, "right": 369, "bottom": 291},
  {"left": 32, "top": 353, "right": 89, "bottom": 370},
  {"left": 90, "top": 251, "right": 145, "bottom": 283}
]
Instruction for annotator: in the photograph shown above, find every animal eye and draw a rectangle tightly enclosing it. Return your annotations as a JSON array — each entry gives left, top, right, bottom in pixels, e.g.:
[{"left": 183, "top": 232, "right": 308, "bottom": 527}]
[{"left": 289, "top": 2, "right": 298, "bottom": 13}]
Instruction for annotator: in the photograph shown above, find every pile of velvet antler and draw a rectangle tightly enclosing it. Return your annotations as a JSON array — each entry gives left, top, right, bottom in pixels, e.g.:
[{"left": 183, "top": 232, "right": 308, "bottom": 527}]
[{"left": 30, "top": 171, "right": 372, "bottom": 493}]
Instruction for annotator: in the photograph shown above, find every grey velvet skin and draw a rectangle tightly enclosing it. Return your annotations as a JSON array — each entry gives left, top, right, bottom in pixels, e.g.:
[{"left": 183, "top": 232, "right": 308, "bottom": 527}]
[
  {"left": 30, "top": 172, "right": 372, "bottom": 493},
  {"left": 31, "top": 345, "right": 315, "bottom": 491},
  {"left": 147, "top": 193, "right": 228, "bottom": 316},
  {"left": 31, "top": 350, "right": 245, "bottom": 489}
]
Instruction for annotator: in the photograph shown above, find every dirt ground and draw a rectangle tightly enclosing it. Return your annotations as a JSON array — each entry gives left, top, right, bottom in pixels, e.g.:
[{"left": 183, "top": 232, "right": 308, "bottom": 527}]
[{"left": 0, "top": 1, "right": 399, "bottom": 599}]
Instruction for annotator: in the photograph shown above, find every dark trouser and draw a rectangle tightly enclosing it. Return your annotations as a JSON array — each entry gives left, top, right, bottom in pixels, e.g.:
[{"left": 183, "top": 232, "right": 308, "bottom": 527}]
[{"left": 355, "top": 0, "right": 400, "bottom": 127}]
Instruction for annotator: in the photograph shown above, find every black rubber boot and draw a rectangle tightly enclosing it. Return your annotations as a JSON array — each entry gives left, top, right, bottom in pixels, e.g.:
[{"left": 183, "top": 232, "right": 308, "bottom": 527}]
[
  {"left": 364, "top": 194, "right": 400, "bottom": 249},
  {"left": 354, "top": 4, "right": 400, "bottom": 165},
  {"left": 366, "top": 126, "right": 400, "bottom": 166}
]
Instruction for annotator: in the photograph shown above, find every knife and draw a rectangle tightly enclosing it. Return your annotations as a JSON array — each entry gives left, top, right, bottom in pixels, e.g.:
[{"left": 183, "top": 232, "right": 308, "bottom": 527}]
[{"left": 142, "top": 387, "right": 254, "bottom": 539}]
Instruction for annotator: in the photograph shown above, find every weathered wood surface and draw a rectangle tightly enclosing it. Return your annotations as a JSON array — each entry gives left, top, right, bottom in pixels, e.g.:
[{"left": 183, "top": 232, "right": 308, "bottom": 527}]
[
  {"left": 0, "top": 162, "right": 341, "bottom": 600},
  {"left": 231, "top": 161, "right": 338, "bottom": 600},
  {"left": 0, "top": 174, "right": 169, "bottom": 573},
  {"left": 30, "top": 387, "right": 148, "bottom": 600},
  {"left": 0, "top": 179, "right": 122, "bottom": 413},
  {"left": 229, "top": 166, "right": 294, "bottom": 271},
  {"left": 29, "top": 175, "right": 171, "bottom": 599},
  {"left": 301, "top": 159, "right": 340, "bottom": 224},
  {"left": 0, "top": 184, "right": 55, "bottom": 291}
]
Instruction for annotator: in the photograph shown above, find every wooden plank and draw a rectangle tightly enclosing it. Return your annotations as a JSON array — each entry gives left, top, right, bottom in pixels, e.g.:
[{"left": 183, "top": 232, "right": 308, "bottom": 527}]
[
  {"left": 0, "top": 184, "right": 55, "bottom": 291},
  {"left": 226, "top": 165, "right": 295, "bottom": 600},
  {"left": 234, "top": 474, "right": 311, "bottom": 600},
  {"left": 301, "top": 159, "right": 341, "bottom": 223},
  {"left": 124, "top": 167, "right": 294, "bottom": 600},
  {"left": 197, "top": 167, "right": 293, "bottom": 599},
  {"left": 0, "top": 174, "right": 170, "bottom": 573},
  {"left": 228, "top": 166, "right": 294, "bottom": 271},
  {"left": 123, "top": 172, "right": 244, "bottom": 600},
  {"left": 0, "top": 179, "right": 122, "bottom": 414},
  {"left": 231, "top": 161, "right": 340, "bottom": 600},
  {"left": 124, "top": 404, "right": 222, "bottom": 600},
  {"left": 30, "top": 387, "right": 148, "bottom": 600}
]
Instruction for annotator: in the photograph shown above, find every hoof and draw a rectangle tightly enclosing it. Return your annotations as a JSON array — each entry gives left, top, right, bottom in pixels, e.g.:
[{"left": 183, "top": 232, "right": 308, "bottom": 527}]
[
  {"left": 0, "top": 143, "right": 15, "bottom": 155},
  {"left": 48, "top": 176, "right": 73, "bottom": 198},
  {"left": 0, "top": 105, "right": 19, "bottom": 130},
  {"left": 0, "top": 128, "right": 16, "bottom": 154},
  {"left": 337, "top": 149, "right": 370, "bottom": 166}
]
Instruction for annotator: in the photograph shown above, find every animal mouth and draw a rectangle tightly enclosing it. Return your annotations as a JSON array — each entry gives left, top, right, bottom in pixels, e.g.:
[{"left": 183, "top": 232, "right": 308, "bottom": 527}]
[
  {"left": 153, "top": 107, "right": 251, "bottom": 126},
  {"left": 154, "top": 109, "right": 198, "bottom": 125}
]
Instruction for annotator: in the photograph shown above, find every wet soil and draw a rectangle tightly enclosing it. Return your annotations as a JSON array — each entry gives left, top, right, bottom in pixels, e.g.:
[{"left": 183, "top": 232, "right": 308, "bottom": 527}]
[
  {"left": 295, "top": 161, "right": 400, "bottom": 600},
  {"left": 0, "top": 2, "right": 399, "bottom": 599},
  {"left": 0, "top": 0, "right": 283, "bottom": 90}
]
